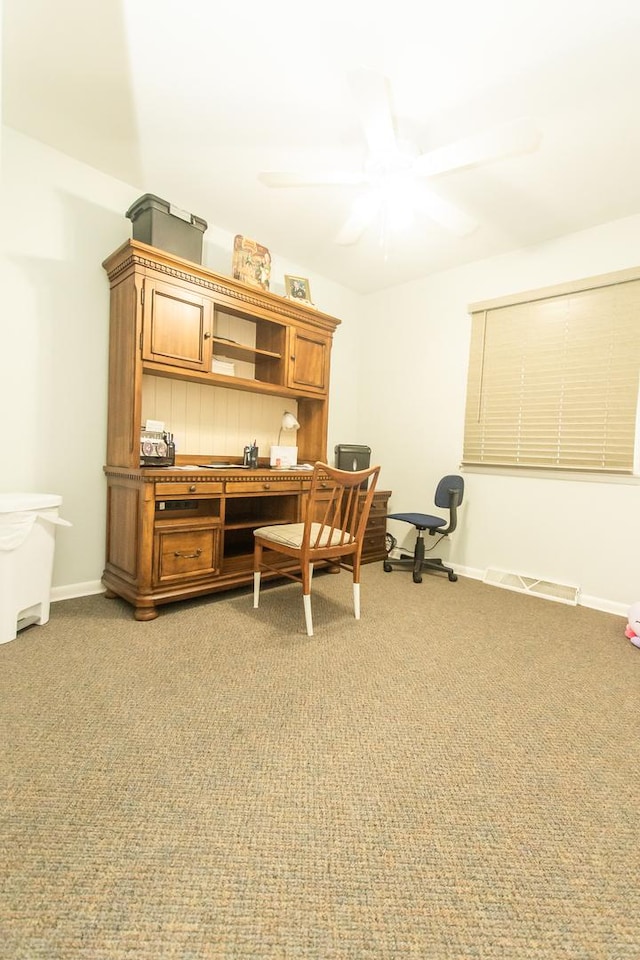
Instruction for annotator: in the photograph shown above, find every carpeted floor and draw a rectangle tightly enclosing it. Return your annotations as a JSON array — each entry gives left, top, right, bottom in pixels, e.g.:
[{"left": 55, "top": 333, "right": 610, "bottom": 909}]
[{"left": 1, "top": 565, "right": 639, "bottom": 959}]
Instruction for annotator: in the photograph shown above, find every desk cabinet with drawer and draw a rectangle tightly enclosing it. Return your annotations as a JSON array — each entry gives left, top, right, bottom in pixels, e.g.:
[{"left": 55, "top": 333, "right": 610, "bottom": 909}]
[
  {"left": 104, "top": 467, "right": 391, "bottom": 620},
  {"left": 104, "top": 468, "right": 310, "bottom": 619}
]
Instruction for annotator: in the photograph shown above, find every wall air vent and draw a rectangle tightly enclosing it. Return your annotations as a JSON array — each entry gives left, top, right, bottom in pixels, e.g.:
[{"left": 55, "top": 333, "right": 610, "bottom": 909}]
[{"left": 483, "top": 569, "right": 579, "bottom": 606}]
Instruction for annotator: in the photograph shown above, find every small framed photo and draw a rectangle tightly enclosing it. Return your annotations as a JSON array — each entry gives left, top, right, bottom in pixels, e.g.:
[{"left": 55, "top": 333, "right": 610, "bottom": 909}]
[{"left": 284, "top": 275, "right": 313, "bottom": 304}]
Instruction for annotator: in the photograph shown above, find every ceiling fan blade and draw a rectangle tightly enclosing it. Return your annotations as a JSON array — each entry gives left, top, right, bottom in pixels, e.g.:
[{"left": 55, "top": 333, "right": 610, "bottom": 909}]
[
  {"left": 347, "top": 68, "right": 398, "bottom": 160},
  {"left": 413, "top": 118, "right": 541, "bottom": 179},
  {"left": 334, "top": 192, "right": 382, "bottom": 245},
  {"left": 414, "top": 186, "right": 478, "bottom": 236},
  {"left": 258, "top": 171, "right": 365, "bottom": 187}
]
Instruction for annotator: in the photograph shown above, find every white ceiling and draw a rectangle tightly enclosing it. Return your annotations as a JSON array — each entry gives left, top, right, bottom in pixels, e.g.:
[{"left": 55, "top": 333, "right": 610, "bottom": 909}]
[{"left": 3, "top": 0, "right": 640, "bottom": 294}]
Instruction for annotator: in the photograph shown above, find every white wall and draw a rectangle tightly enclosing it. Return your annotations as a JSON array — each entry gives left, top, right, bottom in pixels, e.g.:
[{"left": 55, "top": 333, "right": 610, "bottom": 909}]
[
  {"left": 0, "top": 127, "right": 361, "bottom": 597},
  {"left": 360, "top": 217, "right": 640, "bottom": 615}
]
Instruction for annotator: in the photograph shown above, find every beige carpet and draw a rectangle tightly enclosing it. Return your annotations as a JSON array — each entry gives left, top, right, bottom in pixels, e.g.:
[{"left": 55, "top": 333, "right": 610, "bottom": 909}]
[{"left": 1, "top": 565, "right": 639, "bottom": 959}]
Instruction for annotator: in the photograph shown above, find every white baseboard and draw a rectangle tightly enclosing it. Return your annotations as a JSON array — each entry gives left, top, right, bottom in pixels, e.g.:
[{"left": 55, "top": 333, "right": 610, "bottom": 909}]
[
  {"left": 576, "top": 594, "right": 628, "bottom": 618},
  {"left": 50, "top": 570, "right": 629, "bottom": 621},
  {"left": 51, "top": 580, "right": 105, "bottom": 602},
  {"left": 453, "top": 564, "right": 627, "bottom": 620}
]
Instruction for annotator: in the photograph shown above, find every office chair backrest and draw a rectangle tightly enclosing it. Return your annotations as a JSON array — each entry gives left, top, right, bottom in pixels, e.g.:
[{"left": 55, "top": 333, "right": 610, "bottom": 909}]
[{"left": 434, "top": 475, "right": 464, "bottom": 535}]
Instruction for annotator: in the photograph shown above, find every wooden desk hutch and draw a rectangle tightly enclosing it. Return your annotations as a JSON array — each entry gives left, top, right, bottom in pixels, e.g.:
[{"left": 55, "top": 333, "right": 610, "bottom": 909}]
[{"left": 102, "top": 240, "right": 390, "bottom": 620}]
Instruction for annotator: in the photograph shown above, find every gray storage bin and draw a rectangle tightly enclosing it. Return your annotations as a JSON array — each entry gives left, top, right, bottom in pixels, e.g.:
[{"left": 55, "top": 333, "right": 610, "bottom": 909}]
[{"left": 126, "top": 193, "right": 208, "bottom": 263}]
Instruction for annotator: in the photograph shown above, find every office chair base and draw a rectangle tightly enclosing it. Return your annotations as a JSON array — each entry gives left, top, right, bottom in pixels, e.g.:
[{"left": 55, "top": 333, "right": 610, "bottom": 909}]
[{"left": 383, "top": 554, "right": 458, "bottom": 583}]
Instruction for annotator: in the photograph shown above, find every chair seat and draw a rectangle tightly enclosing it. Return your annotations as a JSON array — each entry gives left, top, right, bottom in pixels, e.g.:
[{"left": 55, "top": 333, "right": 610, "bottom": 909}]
[
  {"left": 254, "top": 522, "right": 354, "bottom": 549},
  {"left": 386, "top": 512, "right": 446, "bottom": 531}
]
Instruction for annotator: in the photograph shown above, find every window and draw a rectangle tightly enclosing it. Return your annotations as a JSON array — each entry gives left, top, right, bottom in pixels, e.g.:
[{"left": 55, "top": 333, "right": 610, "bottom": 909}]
[{"left": 463, "top": 267, "right": 640, "bottom": 474}]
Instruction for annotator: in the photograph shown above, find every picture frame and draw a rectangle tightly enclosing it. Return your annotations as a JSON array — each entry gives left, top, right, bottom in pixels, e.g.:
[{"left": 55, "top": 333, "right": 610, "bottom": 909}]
[
  {"left": 284, "top": 275, "right": 313, "bottom": 305},
  {"left": 232, "top": 235, "right": 271, "bottom": 290}
]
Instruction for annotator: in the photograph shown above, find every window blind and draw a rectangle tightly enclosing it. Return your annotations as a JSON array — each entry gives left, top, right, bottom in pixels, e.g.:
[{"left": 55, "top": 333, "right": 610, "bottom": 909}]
[{"left": 463, "top": 274, "right": 640, "bottom": 473}]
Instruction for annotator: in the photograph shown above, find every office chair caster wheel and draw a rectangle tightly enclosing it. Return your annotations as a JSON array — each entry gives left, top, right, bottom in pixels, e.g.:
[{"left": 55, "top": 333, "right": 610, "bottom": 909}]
[
  {"left": 383, "top": 533, "right": 396, "bottom": 573},
  {"left": 448, "top": 572, "right": 458, "bottom": 582},
  {"left": 413, "top": 573, "right": 422, "bottom": 584}
]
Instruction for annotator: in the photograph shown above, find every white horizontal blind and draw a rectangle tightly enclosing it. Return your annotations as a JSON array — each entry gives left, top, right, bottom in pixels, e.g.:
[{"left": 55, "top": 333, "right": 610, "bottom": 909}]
[{"left": 464, "top": 277, "right": 640, "bottom": 472}]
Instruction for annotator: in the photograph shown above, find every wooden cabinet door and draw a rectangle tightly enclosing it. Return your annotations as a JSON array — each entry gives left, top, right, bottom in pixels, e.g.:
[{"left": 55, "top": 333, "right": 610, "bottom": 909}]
[
  {"left": 287, "top": 329, "right": 329, "bottom": 394},
  {"left": 142, "top": 278, "right": 213, "bottom": 371}
]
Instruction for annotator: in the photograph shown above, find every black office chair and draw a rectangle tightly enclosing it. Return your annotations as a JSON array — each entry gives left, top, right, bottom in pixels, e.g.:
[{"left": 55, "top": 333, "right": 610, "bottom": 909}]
[{"left": 383, "top": 475, "right": 464, "bottom": 584}]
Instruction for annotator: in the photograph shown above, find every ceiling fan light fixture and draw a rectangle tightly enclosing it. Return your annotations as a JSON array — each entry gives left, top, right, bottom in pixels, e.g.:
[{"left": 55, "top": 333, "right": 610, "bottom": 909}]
[
  {"left": 376, "top": 175, "right": 416, "bottom": 232},
  {"left": 259, "top": 69, "right": 540, "bottom": 247},
  {"left": 336, "top": 173, "right": 419, "bottom": 244}
]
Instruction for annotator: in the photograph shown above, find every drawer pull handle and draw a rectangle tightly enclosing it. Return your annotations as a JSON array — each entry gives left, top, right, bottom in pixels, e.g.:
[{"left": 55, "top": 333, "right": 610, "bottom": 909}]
[
  {"left": 262, "top": 483, "right": 271, "bottom": 490},
  {"left": 174, "top": 549, "right": 202, "bottom": 559},
  {"left": 189, "top": 485, "right": 197, "bottom": 493}
]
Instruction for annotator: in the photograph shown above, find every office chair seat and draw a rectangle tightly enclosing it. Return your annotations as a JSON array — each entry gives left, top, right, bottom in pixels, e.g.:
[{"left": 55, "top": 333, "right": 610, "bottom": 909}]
[
  {"left": 386, "top": 512, "right": 447, "bottom": 531},
  {"left": 384, "top": 475, "right": 464, "bottom": 584}
]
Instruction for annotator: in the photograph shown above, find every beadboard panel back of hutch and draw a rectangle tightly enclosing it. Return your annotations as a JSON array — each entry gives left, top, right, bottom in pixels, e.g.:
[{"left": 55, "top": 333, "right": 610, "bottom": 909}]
[{"left": 141, "top": 376, "right": 300, "bottom": 461}]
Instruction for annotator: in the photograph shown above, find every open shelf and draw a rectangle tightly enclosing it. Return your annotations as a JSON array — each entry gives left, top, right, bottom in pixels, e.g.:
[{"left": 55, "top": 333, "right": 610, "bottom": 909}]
[
  {"left": 222, "top": 550, "right": 298, "bottom": 577},
  {"left": 225, "top": 518, "right": 292, "bottom": 531},
  {"left": 142, "top": 362, "right": 303, "bottom": 398},
  {"left": 212, "top": 337, "right": 281, "bottom": 363},
  {"left": 155, "top": 499, "right": 221, "bottom": 523}
]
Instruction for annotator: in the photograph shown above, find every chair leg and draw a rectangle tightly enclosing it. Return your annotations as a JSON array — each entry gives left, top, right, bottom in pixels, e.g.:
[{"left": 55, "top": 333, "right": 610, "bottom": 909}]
[
  {"left": 301, "top": 559, "right": 314, "bottom": 637},
  {"left": 253, "top": 571, "right": 261, "bottom": 608},
  {"left": 353, "top": 582, "right": 361, "bottom": 620},
  {"left": 303, "top": 594, "right": 313, "bottom": 637}
]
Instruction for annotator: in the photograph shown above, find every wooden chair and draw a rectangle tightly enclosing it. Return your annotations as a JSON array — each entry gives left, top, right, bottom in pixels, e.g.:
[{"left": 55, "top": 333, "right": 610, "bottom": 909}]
[{"left": 253, "top": 461, "right": 381, "bottom": 636}]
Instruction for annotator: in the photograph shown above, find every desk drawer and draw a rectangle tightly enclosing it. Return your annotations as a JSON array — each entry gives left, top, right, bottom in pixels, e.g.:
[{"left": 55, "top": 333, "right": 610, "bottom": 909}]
[
  {"left": 366, "top": 515, "right": 387, "bottom": 534},
  {"left": 154, "top": 526, "right": 221, "bottom": 583},
  {"left": 226, "top": 479, "right": 301, "bottom": 494},
  {"left": 156, "top": 481, "right": 223, "bottom": 496},
  {"left": 301, "top": 480, "right": 335, "bottom": 492},
  {"left": 368, "top": 492, "right": 391, "bottom": 517},
  {"left": 362, "top": 533, "right": 385, "bottom": 554}
]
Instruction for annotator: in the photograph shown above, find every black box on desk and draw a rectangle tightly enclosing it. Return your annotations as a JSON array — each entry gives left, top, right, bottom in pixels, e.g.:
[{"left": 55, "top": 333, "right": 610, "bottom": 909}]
[
  {"left": 125, "top": 193, "right": 208, "bottom": 264},
  {"left": 335, "top": 444, "right": 372, "bottom": 488}
]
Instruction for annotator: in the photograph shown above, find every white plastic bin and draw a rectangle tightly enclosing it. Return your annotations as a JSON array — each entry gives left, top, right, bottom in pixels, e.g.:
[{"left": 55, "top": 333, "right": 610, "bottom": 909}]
[{"left": 0, "top": 493, "right": 71, "bottom": 644}]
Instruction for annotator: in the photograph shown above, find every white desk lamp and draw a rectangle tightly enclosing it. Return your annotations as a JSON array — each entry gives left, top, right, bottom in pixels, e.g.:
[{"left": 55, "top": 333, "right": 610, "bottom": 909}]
[{"left": 271, "top": 411, "right": 300, "bottom": 467}]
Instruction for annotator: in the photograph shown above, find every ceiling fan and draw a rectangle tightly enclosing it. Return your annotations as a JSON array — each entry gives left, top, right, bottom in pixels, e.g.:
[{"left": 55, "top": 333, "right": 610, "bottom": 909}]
[{"left": 258, "top": 69, "right": 541, "bottom": 245}]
